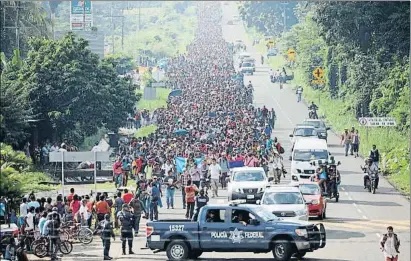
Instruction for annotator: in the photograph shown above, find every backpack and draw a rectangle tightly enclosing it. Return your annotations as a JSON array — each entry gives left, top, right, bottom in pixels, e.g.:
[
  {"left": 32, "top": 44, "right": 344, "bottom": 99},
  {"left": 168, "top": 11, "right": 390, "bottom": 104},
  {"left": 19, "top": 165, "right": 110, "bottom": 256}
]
[{"left": 279, "top": 146, "right": 285, "bottom": 154}]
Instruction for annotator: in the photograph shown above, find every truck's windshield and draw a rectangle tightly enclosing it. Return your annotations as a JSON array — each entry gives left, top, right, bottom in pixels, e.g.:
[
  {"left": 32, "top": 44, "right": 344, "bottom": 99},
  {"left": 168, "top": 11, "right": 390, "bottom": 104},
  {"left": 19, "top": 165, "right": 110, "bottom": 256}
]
[
  {"left": 233, "top": 171, "right": 265, "bottom": 182},
  {"left": 293, "top": 149, "right": 328, "bottom": 162},
  {"left": 263, "top": 192, "right": 304, "bottom": 205}
]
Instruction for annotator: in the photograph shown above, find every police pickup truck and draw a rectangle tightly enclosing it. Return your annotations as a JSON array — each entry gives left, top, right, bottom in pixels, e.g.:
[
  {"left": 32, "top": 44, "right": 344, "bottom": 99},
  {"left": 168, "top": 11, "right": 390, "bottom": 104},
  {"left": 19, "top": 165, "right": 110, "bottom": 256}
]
[{"left": 146, "top": 202, "right": 326, "bottom": 261}]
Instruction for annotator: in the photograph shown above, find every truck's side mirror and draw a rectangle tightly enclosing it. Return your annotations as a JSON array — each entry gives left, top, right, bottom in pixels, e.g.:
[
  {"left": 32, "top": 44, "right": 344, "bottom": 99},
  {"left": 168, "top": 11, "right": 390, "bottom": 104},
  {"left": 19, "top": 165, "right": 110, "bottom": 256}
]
[
  {"left": 268, "top": 177, "right": 274, "bottom": 182},
  {"left": 250, "top": 219, "right": 260, "bottom": 226},
  {"left": 289, "top": 156, "right": 292, "bottom": 161}
]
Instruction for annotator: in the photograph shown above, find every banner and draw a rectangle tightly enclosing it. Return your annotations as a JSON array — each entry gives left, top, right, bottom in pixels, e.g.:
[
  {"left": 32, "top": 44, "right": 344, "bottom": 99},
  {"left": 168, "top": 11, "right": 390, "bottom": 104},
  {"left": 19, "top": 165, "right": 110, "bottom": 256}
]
[
  {"left": 175, "top": 157, "right": 204, "bottom": 173},
  {"left": 229, "top": 160, "right": 244, "bottom": 168}
]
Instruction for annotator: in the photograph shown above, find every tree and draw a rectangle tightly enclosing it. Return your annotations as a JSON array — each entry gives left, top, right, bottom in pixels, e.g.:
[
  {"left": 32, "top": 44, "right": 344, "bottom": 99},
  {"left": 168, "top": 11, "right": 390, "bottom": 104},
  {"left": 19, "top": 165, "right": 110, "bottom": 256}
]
[
  {"left": 0, "top": 50, "right": 32, "bottom": 146},
  {"left": 16, "top": 33, "right": 135, "bottom": 144}
]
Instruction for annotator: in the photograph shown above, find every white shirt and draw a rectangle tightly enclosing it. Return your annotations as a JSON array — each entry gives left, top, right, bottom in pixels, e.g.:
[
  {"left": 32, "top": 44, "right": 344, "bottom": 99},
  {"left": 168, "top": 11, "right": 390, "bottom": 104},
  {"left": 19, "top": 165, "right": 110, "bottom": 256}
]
[
  {"left": 381, "top": 235, "right": 398, "bottom": 258},
  {"left": 209, "top": 164, "right": 222, "bottom": 180},
  {"left": 270, "top": 156, "right": 283, "bottom": 169},
  {"left": 79, "top": 205, "right": 89, "bottom": 220},
  {"left": 25, "top": 212, "right": 34, "bottom": 231},
  {"left": 162, "top": 163, "right": 173, "bottom": 175},
  {"left": 50, "top": 146, "right": 59, "bottom": 152},
  {"left": 297, "top": 87, "right": 303, "bottom": 94},
  {"left": 20, "top": 203, "right": 28, "bottom": 216}
]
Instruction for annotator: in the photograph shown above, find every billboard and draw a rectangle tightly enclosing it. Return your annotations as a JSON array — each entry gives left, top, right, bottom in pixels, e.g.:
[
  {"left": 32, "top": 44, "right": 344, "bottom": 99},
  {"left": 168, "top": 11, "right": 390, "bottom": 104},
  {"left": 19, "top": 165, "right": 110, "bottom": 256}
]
[{"left": 70, "top": 0, "right": 93, "bottom": 31}]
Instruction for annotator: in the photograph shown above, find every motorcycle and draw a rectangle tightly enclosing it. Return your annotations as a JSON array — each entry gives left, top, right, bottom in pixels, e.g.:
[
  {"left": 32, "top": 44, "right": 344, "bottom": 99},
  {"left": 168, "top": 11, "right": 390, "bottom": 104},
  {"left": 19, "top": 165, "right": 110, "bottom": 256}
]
[
  {"left": 326, "top": 165, "right": 341, "bottom": 202},
  {"left": 309, "top": 108, "right": 318, "bottom": 119},
  {"left": 366, "top": 171, "right": 378, "bottom": 194}
]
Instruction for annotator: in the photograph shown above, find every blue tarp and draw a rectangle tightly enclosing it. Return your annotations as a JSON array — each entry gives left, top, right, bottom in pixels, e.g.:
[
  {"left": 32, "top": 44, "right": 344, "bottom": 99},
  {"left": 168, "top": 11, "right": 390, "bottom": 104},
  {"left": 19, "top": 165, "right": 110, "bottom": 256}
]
[
  {"left": 175, "top": 129, "right": 188, "bottom": 136},
  {"left": 169, "top": 89, "right": 183, "bottom": 97}
]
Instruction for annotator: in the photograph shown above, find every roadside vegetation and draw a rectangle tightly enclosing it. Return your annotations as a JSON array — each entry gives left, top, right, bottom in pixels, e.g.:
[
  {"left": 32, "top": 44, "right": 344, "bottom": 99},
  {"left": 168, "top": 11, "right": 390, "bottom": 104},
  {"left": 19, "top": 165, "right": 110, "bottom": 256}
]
[{"left": 240, "top": 2, "right": 410, "bottom": 196}]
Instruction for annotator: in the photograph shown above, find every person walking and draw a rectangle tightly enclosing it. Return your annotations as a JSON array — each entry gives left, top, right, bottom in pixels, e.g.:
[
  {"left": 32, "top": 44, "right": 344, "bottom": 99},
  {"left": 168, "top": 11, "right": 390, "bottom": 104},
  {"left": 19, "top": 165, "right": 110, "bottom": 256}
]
[
  {"left": 219, "top": 154, "right": 230, "bottom": 189},
  {"left": 341, "top": 128, "right": 352, "bottom": 157},
  {"left": 148, "top": 181, "right": 160, "bottom": 221},
  {"left": 100, "top": 214, "right": 115, "bottom": 260},
  {"left": 165, "top": 170, "right": 177, "bottom": 209},
  {"left": 78, "top": 199, "right": 89, "bottom": 226},
  {"left": 296, "top": 86, "right": 303, "bottom": 102},
  {"left": 208, "top": 158, "right": 222, "bottom": 198},
  {"left": 179, "top": 171, "right": 190, "bottom": 209},
  {"left": 352, "top": 129, "right": 360, "bottom": 158},
  {"left": 129, "top": 196, "right": 142, "bottom": 237},
  {"left": 184, "top": 180, "right": 199, "bottom": 220},
  {"left": 117, "top": 204, "right": 135, "bottom": 255},
  {"left": 113, "top": 192, "right": 124, "bottom": 229},
  {"left": 192, "top": 189, "right": 209, "bottom": 221},
  {"left": 380, "top": 226, "right": 400, "bottom": 261},
  {"left": 370, "top": 144, "right": 381, "bottom": 168}
]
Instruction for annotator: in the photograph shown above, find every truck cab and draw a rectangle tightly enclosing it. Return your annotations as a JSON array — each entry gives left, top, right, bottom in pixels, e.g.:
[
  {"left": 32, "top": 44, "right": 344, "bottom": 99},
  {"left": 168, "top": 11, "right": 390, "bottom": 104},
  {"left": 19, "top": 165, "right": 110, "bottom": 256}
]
[{"left": 146, "top": 202, "right": 326, "bottom": 261}]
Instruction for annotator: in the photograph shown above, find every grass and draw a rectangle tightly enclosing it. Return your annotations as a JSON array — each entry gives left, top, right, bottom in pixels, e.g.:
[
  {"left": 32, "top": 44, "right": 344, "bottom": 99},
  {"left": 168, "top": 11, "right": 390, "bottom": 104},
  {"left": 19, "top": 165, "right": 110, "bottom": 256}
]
[
  {"left": 135, "top": 125, "right": 158, "bottom": 138},
  {"left": 136, "top": 88, "right": 171, "bottom": 112}
]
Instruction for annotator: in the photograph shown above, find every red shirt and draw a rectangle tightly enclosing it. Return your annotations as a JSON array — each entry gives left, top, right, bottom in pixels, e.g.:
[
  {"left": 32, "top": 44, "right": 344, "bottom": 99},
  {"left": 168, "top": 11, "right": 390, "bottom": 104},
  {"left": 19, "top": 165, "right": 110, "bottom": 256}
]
[{"left": 122, "top": 193, "right": 133, "bottom": 204}]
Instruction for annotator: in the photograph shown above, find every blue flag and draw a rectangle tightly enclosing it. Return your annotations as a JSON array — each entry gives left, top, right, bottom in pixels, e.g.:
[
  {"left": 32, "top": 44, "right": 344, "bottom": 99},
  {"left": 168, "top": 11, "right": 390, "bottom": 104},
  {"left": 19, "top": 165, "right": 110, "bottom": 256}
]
[{"left": 175, "top": 157, "right": 205, "bottom": 173}]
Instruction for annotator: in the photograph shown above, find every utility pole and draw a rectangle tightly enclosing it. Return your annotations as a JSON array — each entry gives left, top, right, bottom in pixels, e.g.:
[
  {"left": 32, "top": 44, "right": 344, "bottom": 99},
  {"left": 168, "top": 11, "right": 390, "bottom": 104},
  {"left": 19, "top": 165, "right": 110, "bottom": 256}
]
[
  {"left": 282, "top": 3, "right": 287, "bottom": 34},
  {"left": 83, "top": 1, "right": 86, "bottom": 31},
  {"left": 1, "top": 2, "right": 32, "bottom": 52},
  {"left": 138, "top": 1, "right": 141, "bottom": 31},
  {"left": 104, "top": 4, "right": 125, "bottom": 53}
]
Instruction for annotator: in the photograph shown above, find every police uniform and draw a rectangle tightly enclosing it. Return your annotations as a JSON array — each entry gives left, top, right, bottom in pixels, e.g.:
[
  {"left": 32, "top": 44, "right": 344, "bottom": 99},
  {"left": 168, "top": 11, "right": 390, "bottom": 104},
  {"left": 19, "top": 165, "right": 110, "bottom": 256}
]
[
  {"left": 100, "top": 214, "right": 115, "bottom": 260},
  {"left": 117, "top": 204, "right": 135, "bottom": 255}
]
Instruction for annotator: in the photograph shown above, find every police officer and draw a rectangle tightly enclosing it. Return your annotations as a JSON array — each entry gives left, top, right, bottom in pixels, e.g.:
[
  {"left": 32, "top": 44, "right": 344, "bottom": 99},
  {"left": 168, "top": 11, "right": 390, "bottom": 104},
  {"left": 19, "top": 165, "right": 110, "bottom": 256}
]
[
  {"left": 192, "top": 189, "right": 209, "bottom": 221},
  {"left": 100, "top": 214, "right": 115, "bottom": 260},
  {"left": 117, "top": 204, "right": 135, "bottom": 255},
  {"left": 46, "top": 211, "right": 60, "bottom": 261}
]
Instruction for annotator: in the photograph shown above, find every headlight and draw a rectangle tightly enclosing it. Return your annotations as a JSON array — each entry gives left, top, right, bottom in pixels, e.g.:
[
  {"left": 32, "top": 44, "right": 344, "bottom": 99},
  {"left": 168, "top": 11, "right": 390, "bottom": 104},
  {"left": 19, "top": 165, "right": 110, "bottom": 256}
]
[
  {"left": 320, "top": 132, "right": 326, "bottom": 136},
  {"left": 295, "top": 228, "right": 308, "bottom": 238},
  {"left": 292, "top": 175, "right": 299, "bottom": 181},
  {"left": 296, "top": 209, "right": 307, "bottom": 216}
]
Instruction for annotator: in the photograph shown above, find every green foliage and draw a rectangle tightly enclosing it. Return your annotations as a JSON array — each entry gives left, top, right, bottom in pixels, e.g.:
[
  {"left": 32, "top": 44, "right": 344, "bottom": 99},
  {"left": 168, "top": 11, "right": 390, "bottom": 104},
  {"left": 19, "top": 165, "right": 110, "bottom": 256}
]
[
  {"left": 0, "top": 50, "right": 32, "bottom": 145},
  {"left": 8, "top": 33, "right": 136, "bottom": 144},
  {"left": 104, "top": 53, "right": 136, "bottom": 75},
  {"left": 136, "top": 88, "right": 171, "bottom": 112},
  {"left": 0, "top": 143, "right": 54, "bottom": 198}
]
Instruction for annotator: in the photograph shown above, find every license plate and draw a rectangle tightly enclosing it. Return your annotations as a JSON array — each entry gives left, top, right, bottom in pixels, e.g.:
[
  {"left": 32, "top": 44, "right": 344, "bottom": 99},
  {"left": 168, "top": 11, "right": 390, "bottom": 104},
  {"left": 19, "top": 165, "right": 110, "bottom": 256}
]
[{"left": 247, "top": 195, "right": 255, "bottom": 199}]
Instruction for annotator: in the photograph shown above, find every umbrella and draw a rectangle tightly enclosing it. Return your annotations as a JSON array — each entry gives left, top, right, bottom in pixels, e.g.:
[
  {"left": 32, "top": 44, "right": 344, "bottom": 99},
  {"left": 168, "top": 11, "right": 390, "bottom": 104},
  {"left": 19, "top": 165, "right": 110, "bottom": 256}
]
[
  {"left": 169, "top": 89, "right": 183, "bottom": 97},
  {"left": 175, "top": 129, "right": 189, "bottom": 136}
]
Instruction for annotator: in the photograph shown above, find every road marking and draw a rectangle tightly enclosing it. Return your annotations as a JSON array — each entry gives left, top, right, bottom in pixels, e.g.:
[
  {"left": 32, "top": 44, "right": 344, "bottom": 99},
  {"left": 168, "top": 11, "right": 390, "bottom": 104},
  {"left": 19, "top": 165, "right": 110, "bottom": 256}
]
[
  {"left": 320, "top": 220, "right": 410, "bottom": 231},
  {"left": 363, "top": 215, "right": 368, "bottom": 220},
  {"left": 348, "top": 196, "right": 353, "bottom": 200},
  {"left": 376, "top": 233, "right": 381, "bottom": 238},
  {"left": 344, "top": 192, "right": 349, "bottom": 196},
  {"left": 353, "top": 203, "right": 358, "bottom": 208},
  {"left": 269, "top": 93, "right": 294, "bottom": 125},
  {"left": 341, "top": 187, "right": 345, "bottom": 191},
  {"left": 357, "top": 208, "right": 363, "bottom": 214}
]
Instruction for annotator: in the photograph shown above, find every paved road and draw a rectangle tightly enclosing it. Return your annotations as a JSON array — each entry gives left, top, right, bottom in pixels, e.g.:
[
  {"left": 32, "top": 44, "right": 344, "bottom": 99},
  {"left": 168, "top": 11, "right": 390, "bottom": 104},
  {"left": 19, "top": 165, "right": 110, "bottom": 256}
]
[{"left": 35, "top": 3, "right": 409, "bottom": 261}]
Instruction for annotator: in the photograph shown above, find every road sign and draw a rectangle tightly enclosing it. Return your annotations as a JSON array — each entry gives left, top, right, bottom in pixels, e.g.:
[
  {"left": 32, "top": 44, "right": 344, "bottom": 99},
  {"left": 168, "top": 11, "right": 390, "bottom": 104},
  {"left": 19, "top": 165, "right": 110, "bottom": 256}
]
[
  {"left": 363, "top": 117, "right": 397, "bottom": 127},
  {"left": 287, "top": 48, "right": 296, "bottom": 61},
  {"left": 313, "top": 67, "right": 324, "bottom": 79},
  {"left": 70, "top": 0, "right": 93, "bottom": 31},
  {"left": 358, "top": 117, "right": 368, "bottom": 126},
  {"left": 311, "top": 79, "right": 325, "bottom": 85}
]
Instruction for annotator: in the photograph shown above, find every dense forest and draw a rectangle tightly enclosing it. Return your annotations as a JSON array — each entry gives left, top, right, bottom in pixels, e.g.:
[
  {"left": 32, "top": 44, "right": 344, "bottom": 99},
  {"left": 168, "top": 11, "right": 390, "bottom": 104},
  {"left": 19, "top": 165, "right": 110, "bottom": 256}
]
[{"left": 240, "top": 1, "right": 410, "bottom": 194}]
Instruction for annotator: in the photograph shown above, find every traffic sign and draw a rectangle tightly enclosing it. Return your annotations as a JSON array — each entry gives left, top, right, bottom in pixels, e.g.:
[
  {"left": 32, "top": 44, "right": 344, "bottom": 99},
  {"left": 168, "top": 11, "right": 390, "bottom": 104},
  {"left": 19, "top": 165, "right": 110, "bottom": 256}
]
[
  {"left": 363, "top": 117, "right": 397, "bottom": 127},
  {"left": 287, "top": 48, "right": 296, "bottom": 61},
  {"left": 311, "top": 79, "right": 324, "bottom": 85},
  {"left": 313, "top": 67, "right": 324, "bottom": 79},
  {"left": 268, "top": 40, "right": 275, "bottom": 45},
  {"left": 358, "top": 117, "right": 368, "bottom": 126}
]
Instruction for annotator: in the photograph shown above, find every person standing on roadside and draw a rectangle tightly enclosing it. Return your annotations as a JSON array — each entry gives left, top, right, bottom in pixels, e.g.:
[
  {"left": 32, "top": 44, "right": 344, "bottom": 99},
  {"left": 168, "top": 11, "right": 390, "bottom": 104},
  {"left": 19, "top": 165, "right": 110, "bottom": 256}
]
[
  {"left": 208, "top": 158, "right": 222, "bottom": 198},
  {"left": 78, "top": 199, "right": 89, "bottom": 226},
  {"left": 95, "top": 195, "right": 110, "bottom": 230},
  {"left": 370, "top": 144, "right": 381, "bottom": 168},
  {"left": 184, "top": 180, "right": 199, "bottom": 220},
  {"left": 148, "top": 181, "right": 160, "bottom": 221},
  {"left": 380, "top": 226, "right": 400, "bottom": 261},
  {"left": 219, "top": 153, "right": 230, "bottom": 189},
  {"left": 341, "top": 128, "right": 352, "bottom": 157},
  {"left": 117, "top": 204, "right": 135, "bottom": 255},
  {"left": 100, "top": 214, "right": 115, "bottom": 260}
]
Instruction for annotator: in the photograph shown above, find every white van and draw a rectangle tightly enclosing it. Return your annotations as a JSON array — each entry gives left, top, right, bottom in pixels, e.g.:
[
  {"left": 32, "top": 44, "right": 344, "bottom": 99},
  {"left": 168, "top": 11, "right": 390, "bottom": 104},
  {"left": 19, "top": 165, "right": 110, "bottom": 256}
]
[{"left": 289, "top": 139, "right": 329, "bottom": 183}]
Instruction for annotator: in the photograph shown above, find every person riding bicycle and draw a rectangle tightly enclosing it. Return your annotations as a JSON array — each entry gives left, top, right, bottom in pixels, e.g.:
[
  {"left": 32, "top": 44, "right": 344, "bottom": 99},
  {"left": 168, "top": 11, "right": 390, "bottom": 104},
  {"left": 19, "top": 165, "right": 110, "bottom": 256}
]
[{"left": 361, "top": 158, "right": 379, "bottom": 189}]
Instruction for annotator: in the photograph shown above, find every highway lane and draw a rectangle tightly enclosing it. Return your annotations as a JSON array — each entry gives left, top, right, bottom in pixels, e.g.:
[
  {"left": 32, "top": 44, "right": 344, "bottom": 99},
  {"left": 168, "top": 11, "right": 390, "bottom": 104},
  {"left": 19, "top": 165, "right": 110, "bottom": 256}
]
[{"left": 221, "top": 3, "right": 410, "bottom": 261}]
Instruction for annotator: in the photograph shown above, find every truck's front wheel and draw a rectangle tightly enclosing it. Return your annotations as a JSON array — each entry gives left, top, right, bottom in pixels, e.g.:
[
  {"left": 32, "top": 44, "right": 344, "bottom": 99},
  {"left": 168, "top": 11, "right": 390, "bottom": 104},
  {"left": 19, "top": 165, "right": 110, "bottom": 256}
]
[
  {"left": 166, "top": 240, "right": 189, "bottom": 260},
  {"left": 272, "top": 240, "right": 292, "bottom": 261}
]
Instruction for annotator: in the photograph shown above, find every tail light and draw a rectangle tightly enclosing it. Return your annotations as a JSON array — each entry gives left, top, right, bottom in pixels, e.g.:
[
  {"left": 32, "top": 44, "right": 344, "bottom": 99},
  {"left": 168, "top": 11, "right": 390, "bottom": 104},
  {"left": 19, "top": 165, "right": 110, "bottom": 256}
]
[{"left": 146, "top": 226, "right": 154, "bottom": 237}]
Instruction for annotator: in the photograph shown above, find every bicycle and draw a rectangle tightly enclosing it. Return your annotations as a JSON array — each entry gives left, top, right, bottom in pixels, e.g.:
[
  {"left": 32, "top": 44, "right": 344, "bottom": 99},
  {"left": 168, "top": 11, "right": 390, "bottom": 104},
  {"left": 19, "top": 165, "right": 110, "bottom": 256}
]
[
  {"left": 33, "top": 238, "right": 73, "bottom": 258},
  {"left": 60, "top": 222, "right": 93, "bottom": 244}
]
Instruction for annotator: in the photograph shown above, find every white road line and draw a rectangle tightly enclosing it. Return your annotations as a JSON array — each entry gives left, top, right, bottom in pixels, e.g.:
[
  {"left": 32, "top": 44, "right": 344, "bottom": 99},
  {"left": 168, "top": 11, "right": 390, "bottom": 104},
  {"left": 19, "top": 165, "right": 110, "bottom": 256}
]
[
  {"left": 269, "top": 93, "right": 294, "bottom": 125},
  {"left": 376, "top": 233, "right": 381, "bottom": 238},
  {"left": 344, "top": 192, "right": 349, "bottom": 196},
  {"left": 357, "top": 208, "right": 363, "bottom": 214},
  {"left": 353, "top": 203, "right": 358, "bottom": 208},
  {"left": 341, "top": 187, "right": 345, "bottom": 191},
  {"left": 362, "top": 215, "right": 368, "bottom": 220}
]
